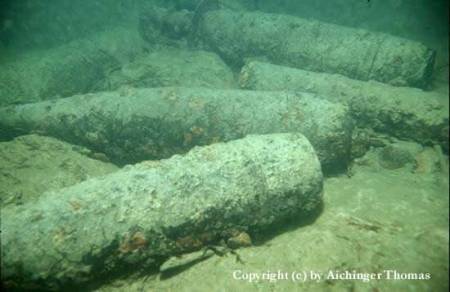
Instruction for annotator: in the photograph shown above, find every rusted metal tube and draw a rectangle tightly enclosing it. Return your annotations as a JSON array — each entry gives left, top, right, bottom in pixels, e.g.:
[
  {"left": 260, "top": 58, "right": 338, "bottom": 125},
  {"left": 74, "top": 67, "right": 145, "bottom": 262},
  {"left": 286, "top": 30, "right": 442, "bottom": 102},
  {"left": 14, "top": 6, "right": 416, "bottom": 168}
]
[
  {"left": 198, "top": 9, "right": 435, "bottom": 88},
  {"left": 0, "top": 87, "right": 353, "bottom": 173},
  {"left": 1, "top": 133, "right": 323, "bottom": 290}
]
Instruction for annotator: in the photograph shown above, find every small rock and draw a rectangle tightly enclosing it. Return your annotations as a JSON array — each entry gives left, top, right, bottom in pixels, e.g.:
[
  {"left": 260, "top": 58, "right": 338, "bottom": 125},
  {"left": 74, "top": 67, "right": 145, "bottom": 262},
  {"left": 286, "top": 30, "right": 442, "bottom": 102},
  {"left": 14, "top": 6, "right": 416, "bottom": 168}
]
[
  {"left": 378, "top": 142, "right": 421, "bottom": 170},
  {"left": 227, "top": 232, "right": 252, "bottom": 249}
]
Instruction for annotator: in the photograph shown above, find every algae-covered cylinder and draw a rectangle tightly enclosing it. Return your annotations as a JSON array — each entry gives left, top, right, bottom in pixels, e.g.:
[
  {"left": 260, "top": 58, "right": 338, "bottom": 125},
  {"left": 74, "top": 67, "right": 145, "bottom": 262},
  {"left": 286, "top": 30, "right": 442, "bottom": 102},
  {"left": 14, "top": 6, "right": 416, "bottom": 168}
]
[
  {"left": 0, "top": 87, "right": 353, "bottom": 173},
  {"left": 240, "top": 61, "right": 449, "bottom": 152},
  {"left": 1, "top": 133, "right": 323, "bottom": 290},
  {"left": 0, "top": 27, "right": 145, "bottom": 107},
  {"left": 198, "top": 9, "right": 435, "bottom": 89}
]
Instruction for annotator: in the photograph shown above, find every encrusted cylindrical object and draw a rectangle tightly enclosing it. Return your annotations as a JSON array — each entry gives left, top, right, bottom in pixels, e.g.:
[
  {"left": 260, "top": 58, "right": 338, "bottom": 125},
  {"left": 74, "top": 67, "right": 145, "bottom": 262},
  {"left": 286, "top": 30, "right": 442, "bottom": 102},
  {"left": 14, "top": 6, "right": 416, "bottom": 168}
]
[
  {"left": 0, "top": 27, "right": 145, "bottom": 107},
  {"left": 0, "top": 87, "right": 353, "bottom": 173},
  {"left": 199, "top": 9, "right": 435, "bottom": 89},
  {"left": 1, "top": 133, "right": 323, "bottom": 290},
  {"left": 240, "top": 61, "right": 449, "bottom": 152}
]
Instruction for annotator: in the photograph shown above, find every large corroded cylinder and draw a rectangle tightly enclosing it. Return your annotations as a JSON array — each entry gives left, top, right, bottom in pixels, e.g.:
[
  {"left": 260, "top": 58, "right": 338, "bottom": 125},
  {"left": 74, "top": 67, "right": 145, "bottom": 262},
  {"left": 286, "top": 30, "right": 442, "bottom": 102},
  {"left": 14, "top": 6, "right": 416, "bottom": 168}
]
[
  {"left": 240, "top": 61, "right": 449, "bottom": 152},
  {"left": 0, "top": 27, "right": 145, "bottom": 107},
  {"left": 198, "top": 9, "right": 435, "bottom": 89},
  {"left": 1, "top": 133, "right": 323, "bottom": 290},
  {"left": 0, "top": 87, "right": 353, "bottom": 173}
]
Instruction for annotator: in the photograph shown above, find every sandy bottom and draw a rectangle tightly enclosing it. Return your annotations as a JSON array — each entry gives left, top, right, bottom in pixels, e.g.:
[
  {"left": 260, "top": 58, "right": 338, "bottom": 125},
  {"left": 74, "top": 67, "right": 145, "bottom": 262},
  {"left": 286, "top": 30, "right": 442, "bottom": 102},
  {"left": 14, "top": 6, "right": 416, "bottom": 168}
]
[{"left": 97, "top": 149, "right": 449, "bottom": 292}]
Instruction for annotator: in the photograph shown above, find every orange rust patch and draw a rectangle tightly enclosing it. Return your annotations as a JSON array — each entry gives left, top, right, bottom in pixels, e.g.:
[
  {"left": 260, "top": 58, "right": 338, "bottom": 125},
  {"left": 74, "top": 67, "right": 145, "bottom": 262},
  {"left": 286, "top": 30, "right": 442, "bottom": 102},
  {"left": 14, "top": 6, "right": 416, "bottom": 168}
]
[
  {"left": 175, "top": 235, "right": 203, "bottom": 250},
  {"left": 184, "top": 126, "right": 205, "bottom": 145},
  {"left": 227, "top": 232, "right": 252, "bottom": 249},
  {"left": 119, "top": 231, "right": 148, "bottom": 253},
  {"left": 190, "top": 126, "right": 204, "bottom": 136}
]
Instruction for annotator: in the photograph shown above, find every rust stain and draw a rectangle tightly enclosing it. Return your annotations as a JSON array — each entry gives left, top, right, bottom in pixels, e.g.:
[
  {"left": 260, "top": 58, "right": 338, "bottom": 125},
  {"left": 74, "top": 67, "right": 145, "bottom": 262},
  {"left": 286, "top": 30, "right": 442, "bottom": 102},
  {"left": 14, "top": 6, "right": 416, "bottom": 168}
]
[{"left": 119, "top": 231, "right": 148, "bottom": 254}]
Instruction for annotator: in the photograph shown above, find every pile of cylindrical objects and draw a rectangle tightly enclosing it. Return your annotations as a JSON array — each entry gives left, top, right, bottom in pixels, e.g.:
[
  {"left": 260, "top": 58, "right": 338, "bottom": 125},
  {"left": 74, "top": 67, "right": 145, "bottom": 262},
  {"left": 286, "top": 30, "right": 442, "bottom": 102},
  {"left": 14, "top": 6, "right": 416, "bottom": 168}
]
[
  {"left": 197, "top": 9, "right": 435, "bottom": 89},
  {"left": 1, "top": 133, "right": 323, "bottom": 290},
  {"left": 2, "top": 6, "right": 444, "bottom": 291},
  {"left": 0, "top": 87, "right": 353, "bottom": 173},
  {"left": 240, "top": 61, "right": 449, "bottom": 152}
]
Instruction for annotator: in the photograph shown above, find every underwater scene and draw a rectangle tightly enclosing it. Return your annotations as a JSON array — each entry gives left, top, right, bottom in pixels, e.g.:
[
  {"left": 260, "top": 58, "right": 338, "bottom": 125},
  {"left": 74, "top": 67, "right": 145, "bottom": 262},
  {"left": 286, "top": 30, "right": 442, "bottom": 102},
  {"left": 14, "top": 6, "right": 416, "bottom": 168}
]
[{"left": 0, "top": 0, "right": 448, "bottom": 291}]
